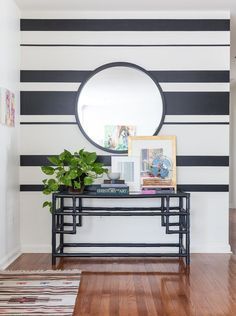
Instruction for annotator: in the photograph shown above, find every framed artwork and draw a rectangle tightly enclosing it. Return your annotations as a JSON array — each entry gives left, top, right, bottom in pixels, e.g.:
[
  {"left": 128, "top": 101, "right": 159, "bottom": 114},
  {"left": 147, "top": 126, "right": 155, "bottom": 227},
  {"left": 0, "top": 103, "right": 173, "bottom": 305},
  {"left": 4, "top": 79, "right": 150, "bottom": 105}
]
[
  {"left": 10, "top": 92, "right": 15, "bottom": 127},
  {"left": 111, "top": 155, "right": 140, "bottom": 191},
  {"left": 104, "top": 125, "right": 136, "bottom": 151},
  {"left": 128, "top": 136, "right": 177, "bottom": 191},
  {"left": 5, "top": 89, "right": 11, "bottom": 126},
  {"left": 0, "top": 88, "right": 15, "bottom": 127},
  {"left": 0, "top": 88, "right": 6, "bottom": 125}
]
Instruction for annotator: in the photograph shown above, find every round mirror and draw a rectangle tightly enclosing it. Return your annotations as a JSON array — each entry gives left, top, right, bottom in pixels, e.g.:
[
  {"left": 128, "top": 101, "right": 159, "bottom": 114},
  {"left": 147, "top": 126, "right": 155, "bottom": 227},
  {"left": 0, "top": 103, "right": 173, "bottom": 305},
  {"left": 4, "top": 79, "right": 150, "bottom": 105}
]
[{"left": 75, "top": 62, "right": 166, "bottom": 153}]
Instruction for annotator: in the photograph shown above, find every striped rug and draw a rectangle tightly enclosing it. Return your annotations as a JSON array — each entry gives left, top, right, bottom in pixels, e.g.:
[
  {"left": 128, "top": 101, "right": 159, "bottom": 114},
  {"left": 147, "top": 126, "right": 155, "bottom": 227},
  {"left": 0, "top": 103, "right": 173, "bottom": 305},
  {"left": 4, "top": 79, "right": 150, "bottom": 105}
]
[{"left": 0, "top": 270, "right": 81, "bottom": 315}]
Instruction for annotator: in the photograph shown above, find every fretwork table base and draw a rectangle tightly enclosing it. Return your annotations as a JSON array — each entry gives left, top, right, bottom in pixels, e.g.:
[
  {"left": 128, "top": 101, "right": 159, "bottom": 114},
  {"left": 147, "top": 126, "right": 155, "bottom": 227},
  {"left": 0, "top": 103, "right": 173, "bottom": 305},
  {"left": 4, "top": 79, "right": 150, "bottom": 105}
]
[{"left": 51, "top": 191, "right": 190, "bottom": 265}]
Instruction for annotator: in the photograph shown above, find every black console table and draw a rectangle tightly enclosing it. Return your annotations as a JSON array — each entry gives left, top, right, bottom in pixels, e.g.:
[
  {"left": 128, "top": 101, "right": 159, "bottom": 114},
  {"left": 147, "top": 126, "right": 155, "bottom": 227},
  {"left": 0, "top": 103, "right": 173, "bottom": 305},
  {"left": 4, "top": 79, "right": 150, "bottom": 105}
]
[{"left": 51, "top": 191, "right": 190, "bottom": 265}]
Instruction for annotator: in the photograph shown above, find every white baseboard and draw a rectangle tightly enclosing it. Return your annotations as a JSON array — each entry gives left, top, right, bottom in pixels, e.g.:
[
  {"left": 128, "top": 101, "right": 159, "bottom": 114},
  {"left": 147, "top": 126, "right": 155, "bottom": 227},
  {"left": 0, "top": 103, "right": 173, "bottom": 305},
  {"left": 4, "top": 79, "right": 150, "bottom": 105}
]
[
  {"left": 0, "top": 248, "right": 21, "bottom": 270},
  {"left": 191, "top": 244, "right": 231, "bottom": 253},
  {"left": 21, "top": 245, "right": 51, "bottom": 253},
  {"left": 21, "top": 244, "right": 232, "bottom": 254}
]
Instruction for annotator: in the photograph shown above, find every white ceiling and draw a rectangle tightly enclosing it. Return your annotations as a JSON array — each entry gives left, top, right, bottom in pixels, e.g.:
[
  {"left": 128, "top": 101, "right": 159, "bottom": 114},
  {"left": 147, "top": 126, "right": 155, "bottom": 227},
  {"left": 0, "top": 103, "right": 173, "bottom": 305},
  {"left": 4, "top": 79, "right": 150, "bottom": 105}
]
[{"left": 15, "top": 0, "right": 236, "bottom": 83}]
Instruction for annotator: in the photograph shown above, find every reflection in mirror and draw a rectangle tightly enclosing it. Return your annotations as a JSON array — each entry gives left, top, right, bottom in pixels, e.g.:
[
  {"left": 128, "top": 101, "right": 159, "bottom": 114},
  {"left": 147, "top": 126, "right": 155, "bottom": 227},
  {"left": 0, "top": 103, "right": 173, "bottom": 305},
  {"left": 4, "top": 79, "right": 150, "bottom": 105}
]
[{"left": 76, "top": 63, "right": 165, "bottom": 153}]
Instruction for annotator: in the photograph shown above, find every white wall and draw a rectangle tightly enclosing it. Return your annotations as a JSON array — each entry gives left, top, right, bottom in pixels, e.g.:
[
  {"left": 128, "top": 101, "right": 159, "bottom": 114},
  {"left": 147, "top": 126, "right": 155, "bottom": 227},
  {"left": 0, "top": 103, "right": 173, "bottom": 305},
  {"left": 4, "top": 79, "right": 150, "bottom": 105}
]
[
  {"left": 0, "top": 0, "right": 20, "bottom": 268},
  {"left": 230, "top": 84, "right": 236, "bottom": 208},
  {"left": 20, "top": 11, "right": 230, "bottom": 254}
]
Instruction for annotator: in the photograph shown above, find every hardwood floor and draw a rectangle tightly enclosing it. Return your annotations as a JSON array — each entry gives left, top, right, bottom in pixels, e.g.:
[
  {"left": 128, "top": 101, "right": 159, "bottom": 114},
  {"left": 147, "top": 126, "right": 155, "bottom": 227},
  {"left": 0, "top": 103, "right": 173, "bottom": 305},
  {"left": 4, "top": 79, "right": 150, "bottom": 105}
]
[{"left": 8, "top": 254, "right": 236, "bottom": 316}]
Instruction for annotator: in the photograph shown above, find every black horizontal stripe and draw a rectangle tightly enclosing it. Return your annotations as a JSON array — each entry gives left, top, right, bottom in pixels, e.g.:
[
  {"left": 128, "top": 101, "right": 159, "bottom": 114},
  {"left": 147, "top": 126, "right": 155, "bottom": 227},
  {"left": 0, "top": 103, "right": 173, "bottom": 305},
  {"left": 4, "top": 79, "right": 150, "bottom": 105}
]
[
  {"left": 20, "top": 122, "right": 77, "bottom": 125},
  {"left": 20, "top": 155, "right": 229, "bottom": 167},
  {"left": 19, "top": 184, "right": 229, "bottom": 192},
  {"left": 20, "top": 91, "right": 229, "bottom": 115},
  {"left": 20, "top": 121, "right": 229, "bottom": 125},
  {"left": 21, "top": 70, "right": 90, "bottom": 83},
  {"left": 164, "top": 122, "right": 229, "bottom": 125},
  {"left": 178, "top": 185, "right": 229, "bottom": 192},
  {"left": 21, "top": 44, "right": 230, "bottom": 47},
  {"left": 20, "top": 19, "right": 230, "bottom": 31},
  {"left": 20, "top": 70, "right": 230, "bottom": 83},
  {"left": 176, "top": 156, "right": 229, "bottom": 166},
  {"left": 21, "top": 91, "right": 76, "bottom": 115},
  {"left": 165, "top": 92, "right": 229, "bottom": 115},
  {"left": 20, "top": 155, "right": 112, "bottom": 166}
]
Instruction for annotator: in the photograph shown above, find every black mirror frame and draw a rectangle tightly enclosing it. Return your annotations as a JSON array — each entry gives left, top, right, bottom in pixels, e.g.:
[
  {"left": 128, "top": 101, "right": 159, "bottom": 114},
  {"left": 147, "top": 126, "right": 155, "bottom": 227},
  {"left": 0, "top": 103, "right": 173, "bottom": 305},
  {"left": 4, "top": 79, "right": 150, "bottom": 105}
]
[{"left": 75, "top": 62, "right": 166, "bottom": 154}]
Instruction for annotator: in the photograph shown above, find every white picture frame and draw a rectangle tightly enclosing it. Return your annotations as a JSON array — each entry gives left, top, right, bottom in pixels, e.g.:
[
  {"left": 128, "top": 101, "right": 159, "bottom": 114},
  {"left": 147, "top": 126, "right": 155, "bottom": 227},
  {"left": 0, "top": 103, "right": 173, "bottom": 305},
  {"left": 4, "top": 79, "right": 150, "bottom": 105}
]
[
  {"left": 128, "top": 136, "right": 177, "bottom": 191},
  {"left": 111, "top": 155, "right": 140, "bottom": 191}
]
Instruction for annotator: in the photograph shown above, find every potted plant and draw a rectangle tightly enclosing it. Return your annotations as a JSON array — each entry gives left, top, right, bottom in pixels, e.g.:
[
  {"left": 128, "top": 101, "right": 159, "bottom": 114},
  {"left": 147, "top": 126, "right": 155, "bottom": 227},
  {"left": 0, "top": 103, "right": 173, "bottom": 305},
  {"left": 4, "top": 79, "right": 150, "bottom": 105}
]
[{"left": 41, "top": 149, "right": 108, "bottom": 211}]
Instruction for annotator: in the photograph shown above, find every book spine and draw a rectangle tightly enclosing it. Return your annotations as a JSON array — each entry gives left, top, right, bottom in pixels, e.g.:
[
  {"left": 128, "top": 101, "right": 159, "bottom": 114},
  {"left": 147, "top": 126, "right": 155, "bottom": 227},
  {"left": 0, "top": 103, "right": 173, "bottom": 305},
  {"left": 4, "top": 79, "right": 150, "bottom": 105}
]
[
  {"left": 101, "top": 184, "right": 128, "bottom": 188},
  {"left": 104, "top": 180, "right": 125, "bottom": 184},
  {"left": 96, "top": 187, "right": 129, "bottom": 195}
]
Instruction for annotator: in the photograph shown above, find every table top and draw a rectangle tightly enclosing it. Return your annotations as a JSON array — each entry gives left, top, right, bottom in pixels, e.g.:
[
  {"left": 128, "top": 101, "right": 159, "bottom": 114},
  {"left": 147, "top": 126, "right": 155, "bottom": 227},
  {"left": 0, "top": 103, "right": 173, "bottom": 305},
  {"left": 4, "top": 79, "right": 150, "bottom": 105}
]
[{"left": 53, "top": 191, "right": 190, "bottom": 198}]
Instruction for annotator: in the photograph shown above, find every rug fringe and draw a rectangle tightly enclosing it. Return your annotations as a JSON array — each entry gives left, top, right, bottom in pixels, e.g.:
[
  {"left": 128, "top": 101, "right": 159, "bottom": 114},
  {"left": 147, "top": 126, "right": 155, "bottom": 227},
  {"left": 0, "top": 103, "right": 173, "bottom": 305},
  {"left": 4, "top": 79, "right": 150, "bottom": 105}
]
[{"left": 0, "top": 269, "right": 81, "bottom": 274}]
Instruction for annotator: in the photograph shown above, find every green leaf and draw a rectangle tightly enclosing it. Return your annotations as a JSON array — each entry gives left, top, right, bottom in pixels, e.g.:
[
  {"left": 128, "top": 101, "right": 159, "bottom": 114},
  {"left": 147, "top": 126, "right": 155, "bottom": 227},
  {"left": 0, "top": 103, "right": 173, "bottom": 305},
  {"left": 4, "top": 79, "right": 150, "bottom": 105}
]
[
  {"left": 47, "top": 179, "right": 59, "bottom": 191},
  {"left": 86, "top": 152, "right": 97, "bottom": 164},
  {"left": 43, "top": 201, "right": 51, "bottom": 208},
  {"left": 92, "top": 163, "right": 108, "bottom": 175},
  {"left": 77, "top": 169, "right": 83, "bottom": 177},
  {"left": 68, "top": 169, "right": 78, "bottom": 179},
  {"left": 84, "top": 176, "right": 93, "bottom": 185},
  {"left": 43, "top": 188, "right": 52, "bottom": 195},
  {"left": 42, "top": 201, "right": 52, "bottom": 212},
  {"left": 48, "top": 179, "right": 56, "bottom": 184},
  {"left": 78, "top": 148, "right": 84, "bottom": 156},
  {"left": 74, "top": 181, "right": 81, "bottom": 189},
  {"left": 70, "top": 157, "right": 79, "bottom": 167},
  {"left": 41, "top": 166, "right": 55, "bottom": 175},
  {"left": 56, "top": 169, "right": 65, "bottom": 179},
  {"left": 48, "top": 156, "right": 61, "bottom": 165},
  {"left": 59, "top": 149, "right": 72, "bottom": 162},
  {"left": 61, "top": 176, "right": 72, "bottom": 187}
]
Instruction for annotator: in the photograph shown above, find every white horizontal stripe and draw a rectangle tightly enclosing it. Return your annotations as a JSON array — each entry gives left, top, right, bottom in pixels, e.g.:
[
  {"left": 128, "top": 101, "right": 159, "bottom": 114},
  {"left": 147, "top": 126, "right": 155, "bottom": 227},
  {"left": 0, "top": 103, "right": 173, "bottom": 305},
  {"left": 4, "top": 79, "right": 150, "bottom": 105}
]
[
  {"left": 177, "top": 167, "right": 229, "bottom": 185},
  {"left": 159, "top": 124, "right": 229, "bottom": 155},
  {"left": 21, "top": 11, "right": 230, "bottom": 19},
  {"left": 20, "top": 115, "right": 230, "bottom": 124},
  {"left": 20, "top": 124, "right": 229, "bottom": 155},
  {"left": 164, "top": 115, "right": 229, "bottom": 123},
  {"left": 20, "top": 82, "right": 81, "bottom": 91},
  {"left": 21, "top": 46, "right": 230, "bottom": 71},
  {"left": 160, "top": 82, "right": 230, "bottom": 92},
  {"left": 20, "top": 124, "right": 108, "bottom": 155},
  {"left": 20, "top": 82, "right": 230, "bottom": 92},
  {"left": 20, "top": 166, "right": 109, "bottom": 185},
  {"left": 20, "top": 166, "right": 229, "bottom": 185},
  {"left": 20, "top": 115, "right": 76, "bottom": 122},
  {"left": 21, "top": 31, "right": 230, "bottom": 45}
]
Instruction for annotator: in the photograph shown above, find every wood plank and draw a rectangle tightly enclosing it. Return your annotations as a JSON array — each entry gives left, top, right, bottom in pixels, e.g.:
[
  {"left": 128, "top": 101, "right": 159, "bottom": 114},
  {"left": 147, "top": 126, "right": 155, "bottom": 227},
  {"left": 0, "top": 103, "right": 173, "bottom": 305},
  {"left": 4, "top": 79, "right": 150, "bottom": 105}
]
[{"left": 6, "top": 254, "right": 236, "bottom": 316}]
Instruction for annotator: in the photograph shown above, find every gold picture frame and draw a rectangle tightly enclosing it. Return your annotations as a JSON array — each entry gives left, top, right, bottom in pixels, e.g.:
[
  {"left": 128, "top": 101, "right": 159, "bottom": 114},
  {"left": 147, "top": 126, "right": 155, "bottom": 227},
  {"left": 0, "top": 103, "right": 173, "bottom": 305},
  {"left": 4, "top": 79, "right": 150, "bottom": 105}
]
[{"left": 128, "top": 136, "right": 177, "bottom": 192}]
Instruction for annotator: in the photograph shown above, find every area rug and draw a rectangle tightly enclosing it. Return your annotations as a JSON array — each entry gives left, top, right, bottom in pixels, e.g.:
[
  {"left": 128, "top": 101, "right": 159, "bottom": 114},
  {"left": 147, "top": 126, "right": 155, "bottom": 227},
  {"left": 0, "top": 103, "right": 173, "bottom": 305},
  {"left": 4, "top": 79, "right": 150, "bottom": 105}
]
[{"left": 0, "top": 269, "right": 81, "bottom": 315}]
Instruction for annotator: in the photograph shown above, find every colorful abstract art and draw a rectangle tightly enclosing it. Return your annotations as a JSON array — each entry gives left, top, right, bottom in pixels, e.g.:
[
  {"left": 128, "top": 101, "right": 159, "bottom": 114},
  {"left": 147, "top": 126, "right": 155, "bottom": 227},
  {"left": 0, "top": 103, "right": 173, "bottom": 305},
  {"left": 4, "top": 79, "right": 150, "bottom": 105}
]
[
  {"left": 104, "top": 125, "right": 136, "bottom": 151},
  {"left": 0, "top": 87, "right": 15, "bottom": 127}
]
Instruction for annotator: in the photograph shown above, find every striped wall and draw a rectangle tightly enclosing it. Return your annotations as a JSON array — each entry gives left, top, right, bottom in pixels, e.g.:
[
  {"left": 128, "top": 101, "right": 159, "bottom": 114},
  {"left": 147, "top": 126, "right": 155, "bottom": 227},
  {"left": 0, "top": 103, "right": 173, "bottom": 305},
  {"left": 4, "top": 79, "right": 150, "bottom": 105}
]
[{"left": 20, "top": 12, "right": 231, "bottom": 253}]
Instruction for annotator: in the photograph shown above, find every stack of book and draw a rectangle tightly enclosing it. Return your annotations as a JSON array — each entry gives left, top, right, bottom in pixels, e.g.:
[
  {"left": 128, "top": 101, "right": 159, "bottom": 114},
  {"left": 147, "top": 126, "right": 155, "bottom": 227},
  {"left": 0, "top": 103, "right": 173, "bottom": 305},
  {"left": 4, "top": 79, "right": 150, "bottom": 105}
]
[
  {"left": 142, "top": 178, "right": 173, "bottom": 187},
  {"left": 141, "top": 187, "right": 175, "bottom": 194},
  {"left": 96, "top": 180, "right": 129, "bottom": 195},
  {"left": 141, "top": 178, "right": 175, "bottom": 194}
]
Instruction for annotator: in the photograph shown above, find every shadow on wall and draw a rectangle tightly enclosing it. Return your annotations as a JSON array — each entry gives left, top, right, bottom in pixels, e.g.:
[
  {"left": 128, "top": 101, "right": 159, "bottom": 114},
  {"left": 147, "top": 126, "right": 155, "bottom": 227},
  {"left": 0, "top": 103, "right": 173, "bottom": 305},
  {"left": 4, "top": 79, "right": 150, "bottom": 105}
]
[
  {"left": 230, "top": 85, "right": 236, "bottom": 208},
  {"left": 229, "top": 208, "right": 236, "bottom": 254}
]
